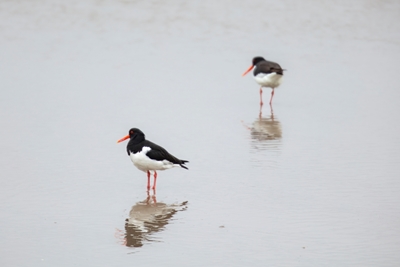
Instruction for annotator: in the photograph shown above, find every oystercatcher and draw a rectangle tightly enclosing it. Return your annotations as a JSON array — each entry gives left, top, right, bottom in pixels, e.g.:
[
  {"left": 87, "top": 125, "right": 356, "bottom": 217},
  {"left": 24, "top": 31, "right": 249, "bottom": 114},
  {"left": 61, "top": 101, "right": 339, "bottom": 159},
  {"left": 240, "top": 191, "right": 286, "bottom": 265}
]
[
  {"left": 242, "top": 56, "right": 284, "bottom": 105},
  {"left": 117, "top": 128, "right": 188, "bottom": 191}
]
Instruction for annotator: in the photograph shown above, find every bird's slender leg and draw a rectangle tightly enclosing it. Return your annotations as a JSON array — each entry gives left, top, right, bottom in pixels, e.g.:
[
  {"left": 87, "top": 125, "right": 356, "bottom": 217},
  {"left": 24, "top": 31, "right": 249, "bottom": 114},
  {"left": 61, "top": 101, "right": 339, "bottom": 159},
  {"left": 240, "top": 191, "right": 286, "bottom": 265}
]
[
  {"left": 146, "top": 171, "right": 151, "bottom": 191},
  {"left": 270, "top": 104, "right": 274, "bottom": 120},
  {"left": 269, "top": 88, "right": 275, "bottom": 105},
  {"left": 260, "top": 87, "right": 263, "bottom": 106},
  {"left": 152, "top": 171, "right": 157, "bottom": 191}
]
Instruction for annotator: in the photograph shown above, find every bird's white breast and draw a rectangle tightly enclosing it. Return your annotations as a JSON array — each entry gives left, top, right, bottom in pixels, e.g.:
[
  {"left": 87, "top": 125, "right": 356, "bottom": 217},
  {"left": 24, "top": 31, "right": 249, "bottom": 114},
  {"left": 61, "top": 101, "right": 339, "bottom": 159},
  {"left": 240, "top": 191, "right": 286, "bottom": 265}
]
[
  {"left": 254, "top": 72, "right": 282, "bottom": 88},
  {"left": 129, "top": 146, "right": 176, "bottom": 172}
]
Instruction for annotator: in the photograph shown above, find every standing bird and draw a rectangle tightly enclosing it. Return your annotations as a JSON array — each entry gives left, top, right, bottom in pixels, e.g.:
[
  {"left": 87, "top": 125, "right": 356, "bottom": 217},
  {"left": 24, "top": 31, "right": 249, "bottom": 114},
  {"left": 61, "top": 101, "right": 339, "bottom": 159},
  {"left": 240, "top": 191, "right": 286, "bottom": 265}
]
[
  {"left": 117, "top": 128, "right": 188, "bottom": 191},
  {"left": 242, "top": 56, "right": 284, "bottom": 106}
]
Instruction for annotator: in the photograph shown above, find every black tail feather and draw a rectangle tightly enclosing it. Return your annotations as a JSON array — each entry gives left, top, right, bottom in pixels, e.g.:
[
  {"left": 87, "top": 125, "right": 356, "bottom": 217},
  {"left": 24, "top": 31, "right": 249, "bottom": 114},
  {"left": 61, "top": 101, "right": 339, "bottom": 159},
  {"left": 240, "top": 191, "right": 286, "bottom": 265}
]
[{"left": 180, "top": 160, "right": 189, "bottom": 170}]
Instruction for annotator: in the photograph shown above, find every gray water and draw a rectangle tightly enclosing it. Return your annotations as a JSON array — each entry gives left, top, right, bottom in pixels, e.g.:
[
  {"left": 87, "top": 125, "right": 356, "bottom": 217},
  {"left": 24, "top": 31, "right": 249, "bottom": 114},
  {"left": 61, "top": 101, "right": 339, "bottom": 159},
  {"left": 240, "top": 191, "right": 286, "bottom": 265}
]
[{"left": 1, "top": 0, "right": 400, "bottom": 266}]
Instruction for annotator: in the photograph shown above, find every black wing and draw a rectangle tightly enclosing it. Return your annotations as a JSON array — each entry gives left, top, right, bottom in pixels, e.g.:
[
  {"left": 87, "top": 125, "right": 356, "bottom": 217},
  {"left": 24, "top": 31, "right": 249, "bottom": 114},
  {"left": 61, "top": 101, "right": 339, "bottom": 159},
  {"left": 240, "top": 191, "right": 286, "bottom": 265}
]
[
  {"left": 144, "top": 140, "right": 189, "bottom": 169},
  {"left": 254, "top": 60, "right": 283, "bottom": 75}
]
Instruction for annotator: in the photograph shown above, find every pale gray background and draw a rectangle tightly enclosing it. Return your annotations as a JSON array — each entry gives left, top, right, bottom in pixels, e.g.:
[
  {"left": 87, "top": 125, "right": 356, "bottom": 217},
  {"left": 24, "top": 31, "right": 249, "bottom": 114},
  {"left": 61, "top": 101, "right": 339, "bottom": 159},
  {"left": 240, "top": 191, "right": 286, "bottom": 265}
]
[{"left": 1, "top": 0, "right": 400, "bottom": 266}]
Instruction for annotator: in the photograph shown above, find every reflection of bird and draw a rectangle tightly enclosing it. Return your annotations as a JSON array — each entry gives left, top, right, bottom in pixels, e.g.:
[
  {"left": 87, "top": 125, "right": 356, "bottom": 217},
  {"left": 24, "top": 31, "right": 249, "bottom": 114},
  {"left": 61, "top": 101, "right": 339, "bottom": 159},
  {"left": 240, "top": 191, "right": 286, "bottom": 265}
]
[
  {"left": 124, "top": 193, "right": 188, "bottom": 248},
  {"left": 117, "top": 128, "right": 189, "bottom": 191},
  {"left": 251, "top": 114, "right": 282, "bottom": 143},
  {"left": 242, "top": 56, "right": 284, "bottom": 106},
  {"left": 242, "top": 109, "right": 282, "bottom": 151}
]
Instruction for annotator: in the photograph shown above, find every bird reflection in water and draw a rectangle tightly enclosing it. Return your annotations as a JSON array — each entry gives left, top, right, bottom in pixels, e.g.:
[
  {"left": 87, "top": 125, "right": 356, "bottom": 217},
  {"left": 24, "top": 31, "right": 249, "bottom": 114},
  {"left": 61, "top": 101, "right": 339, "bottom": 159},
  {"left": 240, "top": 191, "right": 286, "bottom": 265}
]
[
  {"left": 244, "top": 105, "right": 282, "bottom": 150},
  {"left": 118, "top": 191, "right": 188, "bottom": 248}
]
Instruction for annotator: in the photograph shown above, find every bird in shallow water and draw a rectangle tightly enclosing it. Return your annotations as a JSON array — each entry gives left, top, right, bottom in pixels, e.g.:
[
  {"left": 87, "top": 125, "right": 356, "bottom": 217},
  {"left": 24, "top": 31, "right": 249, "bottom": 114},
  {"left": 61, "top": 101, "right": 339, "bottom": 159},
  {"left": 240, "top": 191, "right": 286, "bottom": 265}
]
[
  {"left": 242, "top": 56, "right": 284, "bottom": 106},
  {"left": 117, "top": 128, "right": 188, "bottom": 191}
]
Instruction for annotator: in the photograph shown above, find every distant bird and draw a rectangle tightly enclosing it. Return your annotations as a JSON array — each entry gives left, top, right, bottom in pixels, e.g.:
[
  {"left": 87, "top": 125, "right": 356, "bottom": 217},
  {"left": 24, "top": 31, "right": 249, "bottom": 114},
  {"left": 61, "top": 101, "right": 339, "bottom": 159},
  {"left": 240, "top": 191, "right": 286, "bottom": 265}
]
[
  {"left": 117, "top": 128, "right": 188, "bottom": 191},
  {"left": 242, "top": 56, "right": 284, "bottom": 106}
]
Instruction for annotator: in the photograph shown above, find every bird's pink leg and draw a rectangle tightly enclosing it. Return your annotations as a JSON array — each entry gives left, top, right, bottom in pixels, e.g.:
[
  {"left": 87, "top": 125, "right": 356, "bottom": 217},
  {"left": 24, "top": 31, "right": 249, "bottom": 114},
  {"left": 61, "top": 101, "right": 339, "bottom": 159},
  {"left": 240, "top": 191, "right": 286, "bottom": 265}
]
[
  {"left": 260, "top": 87, "right": 263, "bottom": 106},
  {"left": 146, "top": 171, "right": 151, "bottom": 191},
  {"left": 152, "top": 171, "right": 157, "bottom": 191},
  {"left": 269, "top": 88, "right": 275, "bottom": 105},
  {"left": 270, "top": 104, "right": 274, "bottom": 119}
]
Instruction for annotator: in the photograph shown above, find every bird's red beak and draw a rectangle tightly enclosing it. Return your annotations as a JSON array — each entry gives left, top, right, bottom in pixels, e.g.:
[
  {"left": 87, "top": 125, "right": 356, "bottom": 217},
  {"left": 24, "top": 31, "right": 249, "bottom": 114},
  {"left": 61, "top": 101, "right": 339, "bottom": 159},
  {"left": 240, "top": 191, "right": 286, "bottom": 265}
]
[
  {"left": 117, "top": 135, "right": 130, "bottom": 143},
  {"left": 242, "top": 65, "right": 254, "bottom": 76}
]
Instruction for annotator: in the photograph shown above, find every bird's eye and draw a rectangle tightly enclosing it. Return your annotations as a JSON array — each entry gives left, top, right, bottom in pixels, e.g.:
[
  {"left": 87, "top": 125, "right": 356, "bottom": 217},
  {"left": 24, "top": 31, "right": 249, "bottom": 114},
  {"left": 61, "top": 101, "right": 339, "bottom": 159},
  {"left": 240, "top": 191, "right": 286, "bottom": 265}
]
[{"left": 130, "top": 130, "right": 134, "bottom": 134}]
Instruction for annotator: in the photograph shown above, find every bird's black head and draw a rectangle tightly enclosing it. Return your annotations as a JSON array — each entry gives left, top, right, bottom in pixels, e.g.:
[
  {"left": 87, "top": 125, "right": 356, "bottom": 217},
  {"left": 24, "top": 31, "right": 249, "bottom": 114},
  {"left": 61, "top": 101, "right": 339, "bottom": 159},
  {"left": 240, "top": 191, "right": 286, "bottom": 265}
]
[
  {"left": 128, "top": 128, "right": 145, "bottom": 139},
  {"left": 252, "top": 57, "right": 266, "bottom": 65},
  {"left": 117, "top": 128, "right": 145, "bottom": 144}
]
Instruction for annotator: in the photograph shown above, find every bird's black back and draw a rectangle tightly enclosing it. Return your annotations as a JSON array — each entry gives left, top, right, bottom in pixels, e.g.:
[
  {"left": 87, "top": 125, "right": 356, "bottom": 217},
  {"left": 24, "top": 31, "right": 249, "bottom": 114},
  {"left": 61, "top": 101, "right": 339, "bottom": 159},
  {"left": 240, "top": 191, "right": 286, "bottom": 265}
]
[
  {"left": 254, "top": 60, "right": 283, "bottom": 76},
  {"left": 127, "top": 139, "right": 189, "bottom": 169}
]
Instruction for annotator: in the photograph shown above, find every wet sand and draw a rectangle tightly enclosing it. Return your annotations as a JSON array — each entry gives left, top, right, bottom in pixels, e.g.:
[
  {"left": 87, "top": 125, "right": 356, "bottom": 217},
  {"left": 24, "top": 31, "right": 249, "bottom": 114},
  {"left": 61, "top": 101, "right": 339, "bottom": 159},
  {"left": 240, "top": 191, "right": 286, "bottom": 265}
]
[{"left": 1, "top": 0, "right": 400, "bottom": 266}]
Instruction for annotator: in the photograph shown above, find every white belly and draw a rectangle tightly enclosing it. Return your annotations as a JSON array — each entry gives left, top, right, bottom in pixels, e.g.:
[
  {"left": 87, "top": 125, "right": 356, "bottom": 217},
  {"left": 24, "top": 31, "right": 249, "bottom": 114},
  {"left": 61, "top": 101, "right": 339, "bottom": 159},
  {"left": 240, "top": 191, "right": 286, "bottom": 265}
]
[
  {"left": 129, "top": 147, "right": 176, "bottom": 172},
  {"left": 254, "top": 72, "right": 282, "bottom": 88}
]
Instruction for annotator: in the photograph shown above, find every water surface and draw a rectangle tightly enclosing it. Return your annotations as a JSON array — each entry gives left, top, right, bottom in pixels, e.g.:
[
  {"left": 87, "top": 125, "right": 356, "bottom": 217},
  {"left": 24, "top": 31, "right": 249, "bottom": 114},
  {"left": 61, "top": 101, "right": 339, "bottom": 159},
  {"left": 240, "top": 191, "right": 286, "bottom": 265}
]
[{"left": 1, "top": 0, "right": 400, "bottom": 266}]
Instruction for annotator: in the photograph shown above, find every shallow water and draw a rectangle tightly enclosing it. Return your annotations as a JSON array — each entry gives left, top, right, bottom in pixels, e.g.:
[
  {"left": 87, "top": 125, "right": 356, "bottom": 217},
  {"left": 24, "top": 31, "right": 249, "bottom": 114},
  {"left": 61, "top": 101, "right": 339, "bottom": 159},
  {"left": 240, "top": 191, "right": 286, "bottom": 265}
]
[{"left": 1, "top": 0, "right": 400, "bottom": 266}]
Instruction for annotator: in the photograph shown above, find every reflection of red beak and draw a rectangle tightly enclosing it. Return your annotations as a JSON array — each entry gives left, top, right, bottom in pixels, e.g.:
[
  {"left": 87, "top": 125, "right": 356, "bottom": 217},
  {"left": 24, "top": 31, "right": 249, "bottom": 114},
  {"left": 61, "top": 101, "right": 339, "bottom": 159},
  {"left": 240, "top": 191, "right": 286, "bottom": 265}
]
[
  {"left": 242, "top": 65, "right": 254, "bottom": 76},
  {"left": 117, "top": 135, "right": 130, "bottom": 143}
]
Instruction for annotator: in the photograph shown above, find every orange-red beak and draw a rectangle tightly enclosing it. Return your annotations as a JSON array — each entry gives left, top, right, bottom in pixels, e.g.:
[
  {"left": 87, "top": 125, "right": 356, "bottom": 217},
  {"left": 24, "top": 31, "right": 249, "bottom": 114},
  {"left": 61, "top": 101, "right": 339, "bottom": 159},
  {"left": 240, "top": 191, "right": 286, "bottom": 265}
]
[
  {"left": 117, "top": 135, "right": 130, "bottom": 143},
  {"left": 242, "top": 65, "right": 254, "bottom": 76}
]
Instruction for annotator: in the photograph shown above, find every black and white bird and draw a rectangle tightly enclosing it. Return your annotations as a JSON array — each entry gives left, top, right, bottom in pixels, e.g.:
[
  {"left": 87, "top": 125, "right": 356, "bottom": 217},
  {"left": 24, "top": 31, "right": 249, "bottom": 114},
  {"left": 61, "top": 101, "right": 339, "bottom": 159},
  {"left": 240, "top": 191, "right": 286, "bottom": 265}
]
[
  {"left": 242, "top": 56, "right": 284, "bottom": 106},
  {"left": 117, "top": 128, "right": 188, "bottom": 191}
]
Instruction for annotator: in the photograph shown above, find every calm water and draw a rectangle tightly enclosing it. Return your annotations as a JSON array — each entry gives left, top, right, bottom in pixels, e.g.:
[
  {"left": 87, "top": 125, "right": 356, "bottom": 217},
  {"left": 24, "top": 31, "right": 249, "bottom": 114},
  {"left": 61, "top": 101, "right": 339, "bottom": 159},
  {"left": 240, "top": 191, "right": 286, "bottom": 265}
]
[{"left": 1, "top": 0, "right": 400, "bottom": 266}]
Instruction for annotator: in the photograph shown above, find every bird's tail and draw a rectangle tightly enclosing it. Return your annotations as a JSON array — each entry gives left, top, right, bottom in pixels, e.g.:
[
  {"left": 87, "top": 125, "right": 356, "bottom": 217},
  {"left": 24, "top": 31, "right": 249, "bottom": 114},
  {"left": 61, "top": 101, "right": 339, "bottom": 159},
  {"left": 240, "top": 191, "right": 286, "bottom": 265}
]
[{"left": 179, "top": 160, "right": 189, "bottom": 170}]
